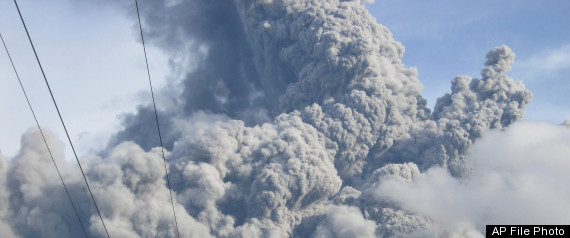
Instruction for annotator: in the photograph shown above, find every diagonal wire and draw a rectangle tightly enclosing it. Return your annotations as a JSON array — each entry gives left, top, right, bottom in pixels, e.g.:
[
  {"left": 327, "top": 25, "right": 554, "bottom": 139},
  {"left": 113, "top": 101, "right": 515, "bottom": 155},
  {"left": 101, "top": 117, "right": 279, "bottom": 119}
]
[
  {"left": 134, "top": 0, "right": 181, "bottom": 237},
  {"left": 1, "top": 33, "right": 89, "bottom": 238},
  {"left": 12, "top": 1, "right": 111, "bottom": 237}
]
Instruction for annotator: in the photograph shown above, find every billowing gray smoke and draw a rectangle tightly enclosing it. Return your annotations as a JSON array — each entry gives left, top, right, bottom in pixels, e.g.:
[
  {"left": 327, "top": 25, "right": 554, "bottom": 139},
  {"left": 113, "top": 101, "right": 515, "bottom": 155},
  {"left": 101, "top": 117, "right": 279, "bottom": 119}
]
[{"left": 2, "top": 0, "right": 567, "bottom": 237}]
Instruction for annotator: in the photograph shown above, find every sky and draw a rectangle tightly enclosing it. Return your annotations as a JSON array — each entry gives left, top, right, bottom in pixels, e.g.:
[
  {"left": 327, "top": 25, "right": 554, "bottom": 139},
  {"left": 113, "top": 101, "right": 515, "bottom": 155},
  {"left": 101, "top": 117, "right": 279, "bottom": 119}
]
[
  {"left": 367, "top": 0, "right": 570, "bottom": 122},
  {"left": 0, "top": 0, "right": 569, "bottom": 157},
  {"left": 0, "top": 0, "right": 171, "bottom": 158}
]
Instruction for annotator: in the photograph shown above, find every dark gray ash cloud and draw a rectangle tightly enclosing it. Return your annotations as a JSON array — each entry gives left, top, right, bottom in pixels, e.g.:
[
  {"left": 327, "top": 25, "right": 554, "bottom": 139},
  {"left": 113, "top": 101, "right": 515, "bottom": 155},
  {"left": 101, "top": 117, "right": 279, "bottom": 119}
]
[{"left": 1, "top": 0, "right": 567, "bottom": 237}]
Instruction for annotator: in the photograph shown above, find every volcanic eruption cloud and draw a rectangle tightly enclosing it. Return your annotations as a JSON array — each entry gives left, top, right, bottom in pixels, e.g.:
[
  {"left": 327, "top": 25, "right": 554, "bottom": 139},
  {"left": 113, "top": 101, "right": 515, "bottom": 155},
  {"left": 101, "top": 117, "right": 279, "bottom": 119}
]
[{"left": 1, "top": 0, "right": 569, "bottom": 237}]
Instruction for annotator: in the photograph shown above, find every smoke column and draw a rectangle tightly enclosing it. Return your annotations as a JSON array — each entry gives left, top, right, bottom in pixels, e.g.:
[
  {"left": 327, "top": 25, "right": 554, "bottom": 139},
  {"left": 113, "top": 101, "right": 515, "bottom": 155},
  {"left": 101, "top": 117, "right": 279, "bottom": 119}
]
[{"left": 1, "top": 0, "right": 567, "bottom": 237}]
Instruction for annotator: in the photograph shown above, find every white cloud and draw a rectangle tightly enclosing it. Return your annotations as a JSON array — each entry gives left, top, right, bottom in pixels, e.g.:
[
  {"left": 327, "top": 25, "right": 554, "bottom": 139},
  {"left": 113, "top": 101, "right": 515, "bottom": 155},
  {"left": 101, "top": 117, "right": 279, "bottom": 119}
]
[
  {"left": 313, "top": 205, "right": 377, "bottom": 238},
  {"left": 375, "top": 121, "right": 570, "bottom": 235},
  {"left": 513, "top": 44, "right": 570, "bottom": 80}
]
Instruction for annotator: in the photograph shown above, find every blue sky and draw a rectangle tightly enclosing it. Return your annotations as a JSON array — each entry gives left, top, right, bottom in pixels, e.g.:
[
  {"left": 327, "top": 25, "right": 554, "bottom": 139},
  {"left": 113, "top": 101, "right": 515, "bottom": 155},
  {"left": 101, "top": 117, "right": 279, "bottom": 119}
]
[
  {"left": 0, "top": 0, "right": 171, "bottom": 158},
  {"left": 366, "top": 0, "right": 570, "bottom": 123},
  {"left": 0, "top": 0, "right": 569, "bottom": 158}
]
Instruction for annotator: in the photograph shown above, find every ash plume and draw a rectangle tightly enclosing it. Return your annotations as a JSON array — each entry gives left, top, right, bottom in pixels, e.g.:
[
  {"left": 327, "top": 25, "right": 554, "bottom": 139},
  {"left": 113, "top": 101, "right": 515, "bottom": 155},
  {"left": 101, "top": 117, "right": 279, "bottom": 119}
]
[{"left": 1, "top": 0, "right": 566, "bottom": 237}]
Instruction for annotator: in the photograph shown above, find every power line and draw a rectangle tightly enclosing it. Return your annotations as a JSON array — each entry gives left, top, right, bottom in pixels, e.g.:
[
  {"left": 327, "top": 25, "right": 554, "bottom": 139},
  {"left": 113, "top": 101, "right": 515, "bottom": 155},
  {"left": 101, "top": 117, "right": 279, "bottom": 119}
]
[
  {"left": 134, "top": 1, "right": 181, "bottom": 237},
  {"left": 12, "top": 1, "right": 111, "bottom": 237},
  {"left": 1, "top": 33, "right": 89, "bottom": 238}
]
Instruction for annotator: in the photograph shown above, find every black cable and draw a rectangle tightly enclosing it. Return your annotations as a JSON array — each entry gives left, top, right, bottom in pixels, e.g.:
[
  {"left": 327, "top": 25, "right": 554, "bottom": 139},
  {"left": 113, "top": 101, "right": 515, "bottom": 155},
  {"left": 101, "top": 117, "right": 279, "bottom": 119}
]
[
  {"left": 12, "top": 1, "right": 111, "bottom": 237},
  {"left": 1, "top": 33, "right": 89, "bottom": 238},
  {"left": 134, "top": 1, "right": 181, "bottom": 237}
]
